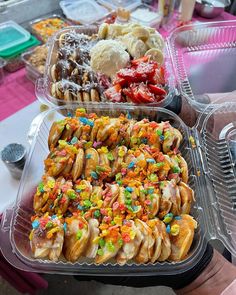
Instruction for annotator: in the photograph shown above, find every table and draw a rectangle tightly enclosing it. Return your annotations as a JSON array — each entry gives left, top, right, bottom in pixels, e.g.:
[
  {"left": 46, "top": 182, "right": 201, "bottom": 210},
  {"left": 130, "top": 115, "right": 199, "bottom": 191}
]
[{"left": 0, "top": 9, "right": 236, "bottom": 294}]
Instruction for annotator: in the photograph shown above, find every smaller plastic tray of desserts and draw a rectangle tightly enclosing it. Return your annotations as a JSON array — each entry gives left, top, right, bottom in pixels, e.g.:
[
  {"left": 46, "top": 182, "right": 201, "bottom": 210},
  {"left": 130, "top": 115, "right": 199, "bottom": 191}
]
[
  {"left": 1, "top": 101, "right": 236, "bottom": 275},
  {"left": 35, "top": 22, "right": 176, "bottom": 109}
]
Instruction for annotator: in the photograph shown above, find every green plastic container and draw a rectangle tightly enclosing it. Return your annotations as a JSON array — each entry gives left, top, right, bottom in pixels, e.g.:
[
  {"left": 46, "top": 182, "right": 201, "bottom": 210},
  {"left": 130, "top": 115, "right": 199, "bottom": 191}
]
[{"left": 0, "top": 35, "right": 40, "bottom": 72}]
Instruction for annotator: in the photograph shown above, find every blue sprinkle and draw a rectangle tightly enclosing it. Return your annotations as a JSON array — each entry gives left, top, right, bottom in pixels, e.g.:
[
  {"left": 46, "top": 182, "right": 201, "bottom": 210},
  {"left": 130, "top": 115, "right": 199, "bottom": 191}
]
[
  {"left": 86, "top": 154, "right": 92, "bottom": 159},
  {"left": 77, "top": 205, "right": 85, "bottom": 210},
  {"left": 79, "top": 117, "right": 94, "bottom": 127},
  {"left": 67, "top": 112, "right": 72, "bottom": 117},
  {"left": 166, "top": 224, "right": 171, "bottom": 234},
  {"left": 76, "top": 189, "right": 81, "bottom": 193},
  {"left": 160, "top": 135, "right": 165, "bottom": 141},
  {"left": 141, "top": 138, "right": 148, "bottom": 144},
  {"left": 87, "top": 120, "right": 94, "bottom": 127},
  {"left": 128, "top": 161, "right": 135, "bottom": 169},
  {"left": 70, "top": 136, "right": 78, "bottom": 144},
  {"left": 49, "top": 204, "right": 53, "bottom": 209},
  {"left": 146, "top": 158, "right": 156, "bottom": 164},
  {"left": 127, "top": 111, "right": 132, "bottom": 120},
  {"left": 32, "top": 220, "right": 40, "bottom": 229},
  {"left": 174, "top": 216, "right": 182, "bottom": 220},
  {"left": 63, "top": 223, "right": 67, "bottom": 232},
  {"left": 147, "top": 188, "right": 154, "bottom": 194},
  {"left": 51, "top": 215, "right": 57, "bottom": 219},
  {"left": 125, "top": 187, "right": 133, "bottom": 193},
  {"left": 91, "top": 171, "right": 98, "bottom": 179},
  {"left": 132, "top": 205, "right": 139, "bottom": 211}
]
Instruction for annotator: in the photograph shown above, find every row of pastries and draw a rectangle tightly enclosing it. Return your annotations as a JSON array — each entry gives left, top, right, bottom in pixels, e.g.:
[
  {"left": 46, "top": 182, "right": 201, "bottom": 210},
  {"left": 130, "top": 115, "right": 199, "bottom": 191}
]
[{"left": 30, "top": 108, "right": 197, "bottom": 265}]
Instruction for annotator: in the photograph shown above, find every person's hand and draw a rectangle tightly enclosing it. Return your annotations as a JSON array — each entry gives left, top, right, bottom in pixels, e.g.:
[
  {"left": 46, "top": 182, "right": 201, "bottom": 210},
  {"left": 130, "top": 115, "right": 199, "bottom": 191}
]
[{"left": 176, "top": 250, "right": 236, "bottom": 295}]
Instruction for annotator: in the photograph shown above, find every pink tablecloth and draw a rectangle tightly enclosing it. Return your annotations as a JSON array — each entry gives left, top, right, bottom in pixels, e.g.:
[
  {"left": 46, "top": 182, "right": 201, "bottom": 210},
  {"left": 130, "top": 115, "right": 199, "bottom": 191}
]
[{"left": 0, "top": 68, "right": 36, "bottom": 122}]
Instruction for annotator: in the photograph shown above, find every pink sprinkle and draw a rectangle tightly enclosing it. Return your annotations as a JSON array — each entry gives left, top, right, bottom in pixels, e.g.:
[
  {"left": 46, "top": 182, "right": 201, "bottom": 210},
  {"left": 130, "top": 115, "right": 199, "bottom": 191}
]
[
  {"left": 93, "top": 141, "right": 102, "bottom": 148},
  {"left": 106, "top": 192, "right": 112, "bottom": 198},
  {"left": 133, "top": 125, "right": 139, "bottom": 131},
  {"left": 112, "top": 201, "right": 119, "bottom": 211},
  {"left": 145, "top": 200, "right": 151, "bottom": 205},
  {"left": 109, "top": 225, "right": 119, "bottom": 230},
  {"left": 173, "top": 148, "right": 178, "bottom": 154},
  {"left": 169, "top": 173, "right": 178, "bottom": 179},
  {"left": 58, "top": 150, "right": 67, "bottom": 156},
  {"left": 61, "top": 185, "right": 69, "bottom": 193},
  {"left": 143, "top": 119, "right": 149, "bottom": 123},
  {"left": 121, "top": 168, "right": 127, "bottom": 176},
  {"left": 100, "top": 208, "right": 107, "bottom": 215},
  {"left": 103, "top": 216, "right": 112, "bottom": 223}
]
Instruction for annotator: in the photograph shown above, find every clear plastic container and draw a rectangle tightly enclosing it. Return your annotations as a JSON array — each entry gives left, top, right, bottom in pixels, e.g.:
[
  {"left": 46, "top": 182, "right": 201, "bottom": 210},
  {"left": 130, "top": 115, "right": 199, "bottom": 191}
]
[
  {"left": 2, "top": 102, "right": 236, "bottom": 274},
  {"left": 167, "top": 20, "right": 236, "bottom": 112},
  {"left": 0, "top": 104, "right": 205, "bottom": 275},
  {"left": 130, "top": 4, "right": 162, "bottom": 28},
  {"left": 21, "top": 45, "right": 48, "bottom": 83},
  {"left": 29, "top": 15, "right": 71, "bottom": 43},
  {"left": 1, "top": 35, "right": 40, "bottom": 73},
  {"left": 59, "top": 0, "right": 109, "bottom": 25},
  {"left": 97, "top": 0, "right": 141, "bottom": 11},
  {"left": 35, "top": 25, "right": 176, "bottom": 109},
  {"left": 0, "top": 20, "right": 30, "bottom": 53}
]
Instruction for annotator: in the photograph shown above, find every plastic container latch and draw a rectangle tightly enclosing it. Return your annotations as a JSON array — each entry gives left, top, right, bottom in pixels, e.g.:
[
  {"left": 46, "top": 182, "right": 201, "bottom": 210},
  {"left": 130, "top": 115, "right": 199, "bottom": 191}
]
[{"left": 1, "top": 207, "right": 14, "bottom": 232}]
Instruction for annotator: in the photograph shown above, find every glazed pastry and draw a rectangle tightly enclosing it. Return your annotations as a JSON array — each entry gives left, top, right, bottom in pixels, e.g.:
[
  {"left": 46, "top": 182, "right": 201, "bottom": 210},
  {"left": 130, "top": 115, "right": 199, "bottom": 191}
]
[
  {"left": 48, "top": 121, "right": 66, "bottom": 149},
  {"left": 159, "top": 180, "right": 181, "bottom": 218},
  {"left": 85, "top": 219, "right": 100, "bottom": 259},
  {"left": 116, "top": 220, "right": 143, "bottom": 265},
  {"left": 95, "top": 226, "right": 122, "bottom": 264},
  {"left": 134, "top": 219, "right": 155, "bottom": 263},
  {"left": 163, "top": 127, "right": 183, "bottom": 154},
  {"left": 155, "top": 219, "right": 171, "bottom": 262},
  {"left": 102, "top": 184, "right": 119, "bottom": 207},
  {"left": 63, "top": 216, "right": 90, "bottom": 262},
  {"left": 84, "top": 148, "right": 99, "bottom": 179},
  {"left": 71, "top": 148, "right": 85, "bottom": 181},
  {"left": 29, "top": 214, "right": 64, "bottom": 261},
  {"left": 169, "top": 214, "right": 197, "bottom": 261},
  {"left": 179, "top": 182, "right": 195, "bottom": 215}
]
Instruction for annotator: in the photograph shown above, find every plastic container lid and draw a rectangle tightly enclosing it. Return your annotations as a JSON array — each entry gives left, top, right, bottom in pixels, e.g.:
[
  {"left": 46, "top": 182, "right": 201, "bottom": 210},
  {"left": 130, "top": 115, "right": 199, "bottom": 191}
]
[
  {"left": 0, "top": 35, "right": 40, "bottom": 59},
  {"left": 130, "top": 4, "right": 162, "bottom": 27},
  {"left": 98, "top": 0, "right": 141, "bottom": 11},
  {"left": 0, "top": 21, "right": 30, "bottom": 53},
  {"left": 60, "top": 0, "right": 109, "bottom": 24}
]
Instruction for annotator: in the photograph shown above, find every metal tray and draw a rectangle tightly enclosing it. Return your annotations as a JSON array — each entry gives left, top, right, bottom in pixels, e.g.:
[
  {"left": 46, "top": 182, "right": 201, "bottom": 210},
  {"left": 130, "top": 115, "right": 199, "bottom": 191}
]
[{"left": 167, "top": 20, "right": 236, "bottom": 112}]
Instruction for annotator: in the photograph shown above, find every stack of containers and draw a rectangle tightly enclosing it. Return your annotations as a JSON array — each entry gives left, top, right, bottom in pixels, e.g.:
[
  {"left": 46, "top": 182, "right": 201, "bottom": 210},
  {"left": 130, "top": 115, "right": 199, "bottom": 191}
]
[
  {"left": 0, "top": 21, "right": 40, "bottom": 72},
  {"left": 2, "top": 18, "right": 236, "bottom": 275}
]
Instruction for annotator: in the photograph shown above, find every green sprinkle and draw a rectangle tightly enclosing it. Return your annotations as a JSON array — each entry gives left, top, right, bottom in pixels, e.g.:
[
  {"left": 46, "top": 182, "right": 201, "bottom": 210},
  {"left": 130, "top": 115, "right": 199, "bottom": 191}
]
[
  {"left": 107, "top": 152, "right": 114, "bottom": 161},
  {"left": 57, "top": 193, "right": 63, "bottom": 200},
  {"left": 148, "top": 174, "right": 158, "bottom": 182},
  {"left": 38, "top": 182, "right": 44, "bottom": 193},
  {"left": 163, "top": 213, "right": 174, "bottom": 224},
  {"left": 156, "top": 162, "right": 164, "bottom": 168},
  {"left": 115, "top": 173, "right": 122, "bottom": 181},
  {"left": 97, "top": 249, "right": 104, "bottom": 256},
  {"left": 67, "top": 190, "right": 76, "bottom": 200},
  {"left": 156, "top": 129, "right": 163, "bottom": 136},
  {"left": 172, "top": 166, "right": 181, "bottom": 173},
  {"left": 94, "top": 209, "right": 101, "bottom": 218},
  {"left": 84, "top": 200, "right": 92, "bottom": 208},
  {"left": 46, "top": 221, "right": 53, "bottom": 228},
  {"left": 124, "top": 190, "right": 131, "bottom": 198},
  {"left": 96, "top": 166, "right": 106, "bottom": 173},
  {"left": 164, "top": 131, "right": 170, "bottom": 140},
  {"left": 76, "top": 230, "right": 82, "bottom": 240},
  {"left": 111, "top": 220, "right": 115, "bottom": 225},
  {"left": 140, "top": 189, "right": 147, "bottom": 195},
  {"left": 125, "top": 199, "right": 132, "bottom": 205},
  {"left": 118, "top": 238, "right": 123, "bottom": 247},
  {"left": 107, "top": 241, "right": 115, "bottom": 252},
  {"left": 99, "top": 238, "right": 105, "bottom": 248},
  {"left": 117, "top": 180, "right": 123, "bottom": 186}
]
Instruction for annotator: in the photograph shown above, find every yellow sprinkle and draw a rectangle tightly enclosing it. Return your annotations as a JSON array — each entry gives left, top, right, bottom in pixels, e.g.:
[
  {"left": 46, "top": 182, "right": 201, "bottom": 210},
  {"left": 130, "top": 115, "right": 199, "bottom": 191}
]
[
  {"left": 58, "top": 140, "right": 67, "bottom": 147},
  {"left": 170, "top": 224, "right": 180, "bottom": 236},
  {"left": 92, "top": 237, "right": 100, "bottom": 244},
  {"left": 130, "top": 230, "right": 136, "bottom": 240},
  {"left": 81, "top": 192, "right": 90, "bottom": 200},
  {"left": 47, "top": 179, "right": 55, "bottom": 189},
  {"left": 118, "top": 147, "right": 125, "bottom": 157},
  {"left": 197, "top": 170, "right": 201, "bottom": 177},
  {"left": 97, "top": 200, "right": 103, "bottom": 208},
  {"left": 114, "top": 216, "right": 123, "bottom": 226},
  {"left": 100, "top": 146, "right": 108, "bottom": 154},
  {"left": 76, "top": 185, "right": 86, "bottom": 190},
  {"left": 101, "top": 230, "right": 109, "bottom": 237},
  {"left": 147, "top": 220, "right": 156, "bottom": 228},
  {"left": 29, "top": 230, "right": 34, "bottom": 241}
]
